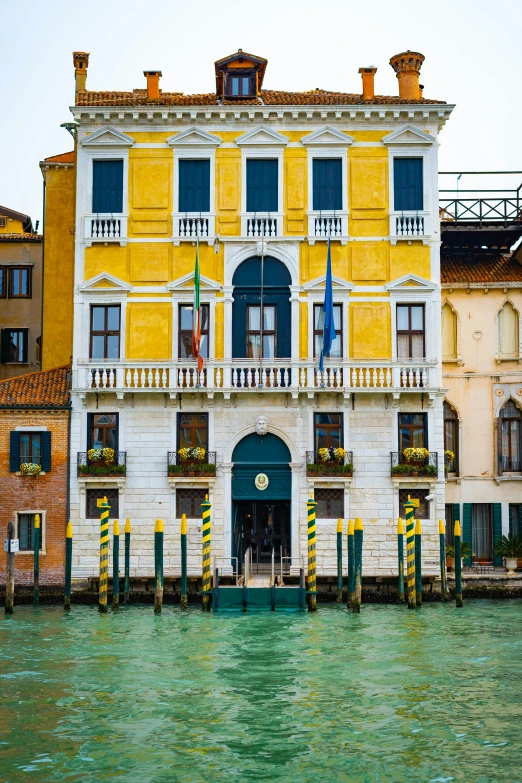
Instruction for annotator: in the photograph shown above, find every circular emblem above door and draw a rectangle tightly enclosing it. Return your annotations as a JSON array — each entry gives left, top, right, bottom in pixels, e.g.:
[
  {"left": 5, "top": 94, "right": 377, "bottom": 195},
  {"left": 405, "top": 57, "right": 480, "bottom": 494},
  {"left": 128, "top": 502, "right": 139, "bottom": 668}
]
[{"left": 255, "top": 473, "right": 269, "bottom": 491}]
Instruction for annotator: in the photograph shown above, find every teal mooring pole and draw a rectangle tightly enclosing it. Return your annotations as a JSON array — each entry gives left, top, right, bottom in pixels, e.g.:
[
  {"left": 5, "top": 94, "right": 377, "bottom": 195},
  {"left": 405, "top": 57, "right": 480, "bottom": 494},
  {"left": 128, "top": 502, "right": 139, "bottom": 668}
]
[
  {"left": 33, "top": 513, "right": 40, "bottom": 606},
  {"left": 439, "top": 519, "right": 449, "bottom": 602},
  {"left": 180, "top": 513, "right": 188, "bottom": 609},
  {"left": 415, "top": 520, "right": 422, "bottom": 608},
  {"left": 347, "top": 519, "right": 355, "bottom": 608},
  {"left": 154, "top": 519, "right": 164, "bottom": 614},
  {"left": 336, "top": 518, "right": 343, "bottom": 602},
  {"left": 397, "top": 517, "right": 405, "bottom": 603},
  {"left": 353, "top": 518, "right": 363, "bottom": 614},
  {"left": 112, "top": 520, "right": 120, "bottom": 610},
  {"left": 64, "top": 521, "right": 73, "bottom": 611},
  {"left": 124, "top": 518, "right": 131, "bottom": 604},
  {"left": 454, "top": 520, "right": 463, "bottom": 608}
]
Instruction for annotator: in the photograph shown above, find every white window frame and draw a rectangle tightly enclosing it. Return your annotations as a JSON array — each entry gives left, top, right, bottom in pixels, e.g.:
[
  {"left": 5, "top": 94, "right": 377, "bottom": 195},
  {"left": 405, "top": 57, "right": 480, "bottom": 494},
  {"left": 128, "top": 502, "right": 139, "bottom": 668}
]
[
  {"left": 171, "top": 145, "right": 217, "bottom": 246},
  {"left": 14, "top": 510, "right": 46, "bottom": 555},
  {"left": 306, "top": 148, "right": 349, "bottom": 244},
  {"left": 80, "top": 147, "right": 131, "bottom": 247},
  {"left": 495, "top": 297, "right": 522, "bottom": 363}
]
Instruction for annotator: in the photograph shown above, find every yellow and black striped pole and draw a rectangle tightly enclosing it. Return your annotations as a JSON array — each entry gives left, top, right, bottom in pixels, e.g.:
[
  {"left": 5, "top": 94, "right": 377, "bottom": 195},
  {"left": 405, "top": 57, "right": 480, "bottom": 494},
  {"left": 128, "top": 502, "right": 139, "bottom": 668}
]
[
  {"left": 307, "top": 496, "right": 317, "bottom": 612},
  {"left": 415, "top": 519, "right": 422, "bottom": 608},
  {"left": 397, "top": 517, "right": 405, "bottom": 603},
  {"left": 201, "top": 495, "right": 212, "bottom": 611},
  {"left": 336, "top": 518, "right": 343, "bottom": 602},
  {"left": 353, "top": 518, "right": 363, "bottom": 613},
  {"left": 64, "top": 521, "right": 73, "bottom": 611},
  {"left": 154, "top": 519, "right": 164, "bottom": 614},
  {"left": 405, "top": 496, "right": 416, "bottom": 610},
  {"left": 124, "top": 518, "right": 131, "bottom": 603},
  {"left": 439, "top": 519, "right": 449, "bottom": 602},
  {"left": 99, "top": 497, "right": 110, "bottom": 613},
  {"left": 347, "top": 519, "right": 355, "bottom": 607},
  {"left": 180, "top": 513, "right": 188, "bottom": 609},
  {"left": 33, "top": 513, "right": 40, "bottom": 605},
  {"left": 112, "top": 520, "right": 120, "bottom": 610}
]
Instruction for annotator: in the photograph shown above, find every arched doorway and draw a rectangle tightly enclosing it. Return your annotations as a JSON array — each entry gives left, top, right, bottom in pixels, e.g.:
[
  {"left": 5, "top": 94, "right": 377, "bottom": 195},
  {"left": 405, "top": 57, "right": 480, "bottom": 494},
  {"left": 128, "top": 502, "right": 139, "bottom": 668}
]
[
  {"left": 232, "top": 432, "right": 291, "bottom": 572},
  {"left": 232, "top": 256, "right": 292, "bottom": 359}
]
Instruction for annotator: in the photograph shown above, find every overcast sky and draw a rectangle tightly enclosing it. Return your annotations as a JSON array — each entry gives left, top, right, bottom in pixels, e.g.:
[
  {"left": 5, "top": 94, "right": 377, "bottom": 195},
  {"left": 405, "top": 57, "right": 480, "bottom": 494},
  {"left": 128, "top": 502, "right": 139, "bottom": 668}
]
[{"left": 1, "top": 0, "right": 521, "bottom": 227}]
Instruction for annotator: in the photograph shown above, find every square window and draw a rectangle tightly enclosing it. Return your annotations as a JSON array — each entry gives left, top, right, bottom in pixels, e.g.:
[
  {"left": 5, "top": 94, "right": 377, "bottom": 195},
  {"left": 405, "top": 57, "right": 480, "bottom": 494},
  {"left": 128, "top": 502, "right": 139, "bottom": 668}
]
[
  {"left": 178, "top": 413, "right": 208, "bottom": 450},
  {"left": 86, "top": 488, "right": 119, "bottom": 519},
  {"left": 1, "top": 329, "right": 28, "bottom": 363},
  {"left": 8, "top": 267, "right": 31, "bottom": 298},
  {"left": 176, "top": 488, "right": 208, "bottom": 518},
  {"left": 90, "top": 305, "right": 120, "bottom": 360},
  {"left": 20, "top": 433, "right": 42, "bottom": 465},
  {"left": 17, "top": 513, "right": 44, "bottom": 552},
  {"left": 315, "top": 488, "right": 344, "bottom": 519},
  {"left": 314, "top": 413, "right": 343, "bottom": 451},
  {"left": 399, "top": 489, "right": 430, "bottom": 520}
]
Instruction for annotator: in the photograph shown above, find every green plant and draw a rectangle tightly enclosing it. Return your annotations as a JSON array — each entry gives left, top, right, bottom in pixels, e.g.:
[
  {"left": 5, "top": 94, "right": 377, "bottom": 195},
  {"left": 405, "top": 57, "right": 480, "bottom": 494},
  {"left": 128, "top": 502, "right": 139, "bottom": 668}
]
[
  {"left": 391, "top": 464, "right": 413, "bottom": 475},
  {"left": 79, "top": 464, "right": 126, "bottom": 476},
  {"left": 168, "top": 464, "right": 186, "bottom": 475},
  {"left": 419, "top": 464, "right": 437, "bottom": 476},
  {"left": 494, "top": 534, "right": 522, "bottom": 558},
  {"left": 446, "top": 541, "right": 472, "bottom": 559},
  {"left": 87, "top": 447, "right": 115, "bottom": 465},
  {"left": 339, "top": 463, "right": 354, "bottom": 474},
  {"left": 178, "top": 446, "right": 206, "bottom": 461},
  {"left": 195, "top": 463, "right": 216, "bottom": 474},
  {"left": 20, "top": 462, "right": 41, "bottom": 477}
]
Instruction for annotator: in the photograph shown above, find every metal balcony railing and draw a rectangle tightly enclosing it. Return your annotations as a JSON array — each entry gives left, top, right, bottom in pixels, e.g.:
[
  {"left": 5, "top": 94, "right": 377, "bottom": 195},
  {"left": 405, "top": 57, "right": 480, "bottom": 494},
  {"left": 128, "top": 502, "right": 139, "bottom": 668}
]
[
  {"left": 390, "top": 451, "right": 438, "bottom": 478},
  {"left": 306, "top": 450, "right": 353, "bottom": 477},
  {"left": 77, "top": 451, "right": 127, "bottom": 476},
  {"left": 167, "top": 451, "right": 216, "bottom": 477},
  {"left": 439, "top": 172, "right": 522, "bottom": 225}
]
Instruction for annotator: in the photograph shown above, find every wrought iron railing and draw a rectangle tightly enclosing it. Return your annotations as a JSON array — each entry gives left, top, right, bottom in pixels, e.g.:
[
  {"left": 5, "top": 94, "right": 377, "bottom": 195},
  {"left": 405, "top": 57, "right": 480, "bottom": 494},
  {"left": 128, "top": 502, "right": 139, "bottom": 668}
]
[
  {"left": 439, "top": 172, "right": 522, "bottom": 224},
  {"left": 77, "top": 451, "right": 127, "bottom": 476},
  {"left": 167, "top": 451, "right": 216, "bottom": 477},
  {"left": 306, "top": 450, "right": 353, "bottom": 476},
  {"left": 390, "top": 451, "right": 438, "bottom": 478}
]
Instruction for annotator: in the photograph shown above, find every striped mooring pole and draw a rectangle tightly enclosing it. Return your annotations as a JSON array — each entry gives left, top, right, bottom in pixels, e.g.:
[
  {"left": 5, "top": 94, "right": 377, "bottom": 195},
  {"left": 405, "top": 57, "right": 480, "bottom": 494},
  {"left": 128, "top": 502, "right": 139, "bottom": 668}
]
[
  {"left": 405, "top": 496, "right": 416, "bottom": 610},
  {"left": 124, "top": 518, "right": 131, "bottom": 603},
  {"left": 154, "top": 519, "right": 164, "bottom": 614},
  {"left": 439, "top": 519, "right": 449, "bottom": 602},
  {"left": 347, "top": 519, "right": 355, "bottom": 608},
  {"left": 64, "top": 521, "right": 73, "bottom": 611},
  {"left": 112, "top": 520, "right": 120, "bottom": 610},
  {"left": 99, "top": 497, "right": 110, "bottom": 613},
  {"left": 353, "top": 518, "right": 363, "bottom": 613},
  {"left": 201, "top": 495, "right": 212, "bottom": 611},
  {"left": 180, "top": 513, "right": 188, "bottom": 609},
  {"left": 415, "top": 519, "right": 422, "bottom": 608},
  {"left": 33, "top": 513, "right": 40, "bottom": 605},
  {"left": 307, "top": 496, "right": 317, "bottom": 612},
  {"left": 336, "top": 518, "right": 343, "bottom": 602},
  {"left": 397, "top": 517, "right": 405, "bottom": 603},
  {"left": 454, "top": 519, "right": 463, "bottom": 608}
]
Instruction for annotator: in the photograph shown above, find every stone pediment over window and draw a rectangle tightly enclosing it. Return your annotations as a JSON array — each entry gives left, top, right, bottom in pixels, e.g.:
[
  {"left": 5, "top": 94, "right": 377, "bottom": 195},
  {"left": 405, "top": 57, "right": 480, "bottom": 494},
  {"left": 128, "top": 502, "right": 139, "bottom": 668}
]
[
  {"left": 166, "top": 127, "right": 222, "bottom": 147},
  {"left": 167, "top": 272, "right": 222, "bottom": 293},
  {"left": 235, "top": 125, "right": 289, "bottom": 147},
  {"left": 301, "top": 126, "right": 355, "bottom": 146},
  {"left": 302, "top": 274, "right": 354, "bottom": 293},
  {"left": 382, "top": 125, "right": 436, "bottom": 146},
  {"left": 81, "top": 126, "right": 135, "bottom": 147},
  {"left": 78, "top": 273, "right": 132, "bottom": 294},
  {"left": 386, "top": 273, "right": 436, "bottom": 292}
]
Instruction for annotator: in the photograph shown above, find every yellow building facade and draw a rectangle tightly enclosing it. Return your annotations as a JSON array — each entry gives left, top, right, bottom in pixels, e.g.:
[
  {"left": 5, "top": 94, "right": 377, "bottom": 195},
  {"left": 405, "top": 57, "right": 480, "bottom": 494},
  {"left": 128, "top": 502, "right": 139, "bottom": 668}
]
[{"left": 66, "top": 49, "right": 454, "bottom": 582}]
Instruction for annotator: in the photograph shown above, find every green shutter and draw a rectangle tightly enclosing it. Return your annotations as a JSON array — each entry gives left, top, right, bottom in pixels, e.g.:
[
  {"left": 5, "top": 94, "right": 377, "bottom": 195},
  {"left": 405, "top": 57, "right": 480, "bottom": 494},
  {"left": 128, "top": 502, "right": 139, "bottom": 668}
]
[
  {"left": 492, "top": 504, "right": 502, "bottom": 566},
  {"left": 462, "top": 503, "right": 472, "bottom": 566},
  {"left": 41, "top": 432, "right": 52, "bottom": 473},
  {"left": 10, "top": 432, "right": 20, "bottom": 472}
]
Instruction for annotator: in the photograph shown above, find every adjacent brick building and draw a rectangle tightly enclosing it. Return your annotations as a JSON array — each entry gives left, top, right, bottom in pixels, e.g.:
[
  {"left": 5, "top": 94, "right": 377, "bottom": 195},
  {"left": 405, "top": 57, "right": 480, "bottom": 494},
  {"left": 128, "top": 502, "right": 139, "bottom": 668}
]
[{"left": 0, "top": 365, "right": 70, "bottom": 587}]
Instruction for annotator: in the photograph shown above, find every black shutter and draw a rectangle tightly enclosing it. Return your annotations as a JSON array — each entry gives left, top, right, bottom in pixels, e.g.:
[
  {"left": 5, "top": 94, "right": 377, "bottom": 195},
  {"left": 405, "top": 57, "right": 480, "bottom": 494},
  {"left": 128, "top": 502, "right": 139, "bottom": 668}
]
[
  {"left": 10, "top": 431, "right": 20, "bottom": 472},
  {"left": 22, "top": 329, "right": 28, "bottom": 363},
  {"left": 41, "top": 432, "right": 52, "bottom": 472},
  {"left": 1, "top": 329, "right": 10, "bottom": 363},
  {"left": 492, "top": 504, "right": 502, "bottom": 566},
  {"left": 497, "top": 419, "right": 503, "bottom": 476}
]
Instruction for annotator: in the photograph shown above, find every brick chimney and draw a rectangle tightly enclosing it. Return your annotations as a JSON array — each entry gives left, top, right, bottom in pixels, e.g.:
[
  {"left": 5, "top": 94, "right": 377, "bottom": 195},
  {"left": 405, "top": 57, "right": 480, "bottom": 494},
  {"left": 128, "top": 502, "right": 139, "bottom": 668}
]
[
  {"left": 73, "top": 51, "right": 89, "bottom": 96},
  {"left": 389, "top": 51, "right": 425, "bottom": 100},
  {"left": 144, "top": 70, "right": 162, "bottom": 100},
  {"left": 358, "top": 66, "right": 377, "bottom": 100}
]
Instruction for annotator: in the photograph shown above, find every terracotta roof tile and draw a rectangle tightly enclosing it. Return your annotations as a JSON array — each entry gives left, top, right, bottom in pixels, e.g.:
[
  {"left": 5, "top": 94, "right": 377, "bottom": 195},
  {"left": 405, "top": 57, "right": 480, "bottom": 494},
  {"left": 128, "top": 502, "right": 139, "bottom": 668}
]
[
  {"left": 75, "top": 88, "right": 445, "bottom": 107},
  {"left": 0, "top": 365, "right": 70, "bottom": 408},
  {"left": 441, "top": 253, "right": 522, "bottom": 284}
]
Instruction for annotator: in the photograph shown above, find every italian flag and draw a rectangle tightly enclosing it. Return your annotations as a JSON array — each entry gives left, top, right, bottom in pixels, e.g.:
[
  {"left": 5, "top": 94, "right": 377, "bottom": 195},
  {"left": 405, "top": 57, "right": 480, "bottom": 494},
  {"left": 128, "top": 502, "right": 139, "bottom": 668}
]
[{"left": 192, "top": 238, "right": 204, "bottom": 372}]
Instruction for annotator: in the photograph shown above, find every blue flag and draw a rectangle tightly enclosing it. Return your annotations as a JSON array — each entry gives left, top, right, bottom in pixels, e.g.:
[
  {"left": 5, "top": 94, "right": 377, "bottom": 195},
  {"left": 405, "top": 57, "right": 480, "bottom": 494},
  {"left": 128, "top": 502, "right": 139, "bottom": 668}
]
[{"left": 318, "top": 237, "right": 336, "bottom": 372}]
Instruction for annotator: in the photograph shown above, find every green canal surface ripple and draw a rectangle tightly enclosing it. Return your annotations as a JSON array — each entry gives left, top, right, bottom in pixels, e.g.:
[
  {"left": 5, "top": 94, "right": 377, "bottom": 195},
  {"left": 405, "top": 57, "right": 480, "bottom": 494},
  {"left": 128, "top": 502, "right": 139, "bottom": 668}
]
[{"left": 1, "top": 601, "right": 521, "bottom": 783}]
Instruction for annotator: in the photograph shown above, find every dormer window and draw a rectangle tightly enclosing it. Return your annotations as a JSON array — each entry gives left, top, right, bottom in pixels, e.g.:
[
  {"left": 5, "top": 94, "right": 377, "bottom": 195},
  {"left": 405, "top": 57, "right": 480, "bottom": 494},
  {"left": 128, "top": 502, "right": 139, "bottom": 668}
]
[
  {"left": 215, "top": 50, "right": 267, "bottom": 101},
  {"left": 228, "top": 73, "right": 253, "bottom": 97}
]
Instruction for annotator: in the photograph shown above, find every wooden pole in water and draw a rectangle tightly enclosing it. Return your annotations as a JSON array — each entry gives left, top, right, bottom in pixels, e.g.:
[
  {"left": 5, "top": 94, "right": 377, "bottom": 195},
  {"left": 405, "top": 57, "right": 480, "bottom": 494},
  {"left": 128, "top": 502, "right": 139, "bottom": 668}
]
[
  {"left": 98, "top": 497, "right": 110, "bottom": 613},
  {"left": 64, "top": 521, "right": 73, "bottom": 611},
  {"left": 154, "top": 519, "right": 164, "bottom": 614},
  {"left": 33, "top": 513, "right": 40, "bottom": 605},
  {"left": 439, "top": 519, "right": 449, "bottom": 602},
  {"left": 353, "top": 518, "right": 363, "bottom": 613},
  {"left": 112, "top": 520, "right": 120, "bottom": 610},
  {"left": 415, "top": 519, "right": 422, "bottom": 608},
  {"left": 307, "top": 496, "right": 317, "bottom": 612},
  {"left": 336, "top": 518, "right": 343, "bottom": 602},
  {"left": 5, "top": 521, "right": 15, "bottom": 614},
  {"left": 347, "top": 519, "right": 355, "bottom": 608},
  {"left": 201, "top": 495, "right": 212, "bottom": 611},
  {"left": 454, "top": 519, "right": 463, "bottom": 608},
  {"left": 180, "top": 513, "right": 188, "bottom": 609},
  {"left": 397, "top": 517, "right": 405, "bottom": 603},
  {"left": 124, "top": 518, "right": 131, "bottom": 603},
  {"left": 405, "top": 497, "right": 416, "bottom": 610}
]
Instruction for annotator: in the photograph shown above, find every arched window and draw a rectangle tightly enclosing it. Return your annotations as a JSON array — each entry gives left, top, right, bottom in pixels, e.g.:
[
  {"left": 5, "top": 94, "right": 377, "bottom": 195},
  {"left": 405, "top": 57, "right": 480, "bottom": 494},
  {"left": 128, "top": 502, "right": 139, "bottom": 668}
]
[
  {"left": 441, "top": 303, "right": 457, "bottom": 360},
  {"left": 499, "top": 400, "right": 522, "bottom": 473},
  {"left": 443, "top": 401, "right": 459, "bottom": 474},
  {"left": 498, "top": 301, "right": 519, "bottom": 359}
]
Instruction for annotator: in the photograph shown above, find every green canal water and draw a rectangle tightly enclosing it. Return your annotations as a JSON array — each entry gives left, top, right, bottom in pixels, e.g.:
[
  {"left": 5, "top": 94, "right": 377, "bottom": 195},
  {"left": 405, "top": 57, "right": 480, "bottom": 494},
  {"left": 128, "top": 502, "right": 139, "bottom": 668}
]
[{"left": 1, "top": 602, "right": 521, "bottom": 783}]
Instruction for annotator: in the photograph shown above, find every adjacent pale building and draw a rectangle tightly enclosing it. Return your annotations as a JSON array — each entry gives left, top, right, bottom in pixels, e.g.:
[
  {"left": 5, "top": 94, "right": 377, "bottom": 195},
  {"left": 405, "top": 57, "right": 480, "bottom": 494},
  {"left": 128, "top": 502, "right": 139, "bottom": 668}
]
[{"left": 59, "top": 49, "right": 455, "bottom": 583}]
